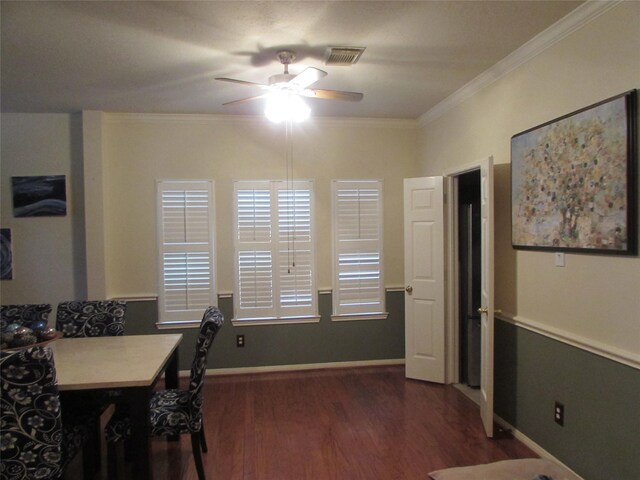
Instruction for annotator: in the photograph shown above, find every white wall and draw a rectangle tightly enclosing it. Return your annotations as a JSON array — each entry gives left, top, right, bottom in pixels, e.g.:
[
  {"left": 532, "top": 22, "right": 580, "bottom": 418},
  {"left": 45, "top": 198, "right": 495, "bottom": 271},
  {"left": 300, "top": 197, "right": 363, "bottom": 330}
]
[
  {"left": 0, "top": 113, "right": 86, "bottom": 315},
  {"left": 102, "top": 114, "right": 418, "bottom": 297},
  {"left": 418, "top": 2, "right": 640, "bottom": 359}
]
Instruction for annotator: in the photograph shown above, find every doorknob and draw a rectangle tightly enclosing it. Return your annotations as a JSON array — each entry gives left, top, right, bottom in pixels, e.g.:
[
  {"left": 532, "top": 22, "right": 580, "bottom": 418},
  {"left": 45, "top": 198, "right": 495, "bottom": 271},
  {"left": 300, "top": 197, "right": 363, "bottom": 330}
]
[
  {"left": 477, "top": 307, "right": 502, "bottom": 315},
  {"left": 405, "top": 285, "right": 413, "bottom": 294}
]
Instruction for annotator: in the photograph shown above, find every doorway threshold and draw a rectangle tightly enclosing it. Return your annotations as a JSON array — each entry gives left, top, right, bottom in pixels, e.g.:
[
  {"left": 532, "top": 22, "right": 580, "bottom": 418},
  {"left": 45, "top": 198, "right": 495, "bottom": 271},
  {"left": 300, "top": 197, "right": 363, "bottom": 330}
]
[{"left": 454, "top": 383, "right": 481, "bottom": 407}]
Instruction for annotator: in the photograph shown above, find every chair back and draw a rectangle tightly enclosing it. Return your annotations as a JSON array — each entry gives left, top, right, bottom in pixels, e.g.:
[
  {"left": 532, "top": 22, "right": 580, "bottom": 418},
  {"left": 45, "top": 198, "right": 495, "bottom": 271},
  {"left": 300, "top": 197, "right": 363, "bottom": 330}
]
[
  {"left": 0, "top": 346, "right": 63, "bottom": 480},
  {"left": 0, "top": 304, "right": 52, "bottom": 332},
  {"left": 56, "top": 300, "right": 127, "bottom": 338},
  {"left": 188, "top": 306, "right": 224, "bottom": 409}
]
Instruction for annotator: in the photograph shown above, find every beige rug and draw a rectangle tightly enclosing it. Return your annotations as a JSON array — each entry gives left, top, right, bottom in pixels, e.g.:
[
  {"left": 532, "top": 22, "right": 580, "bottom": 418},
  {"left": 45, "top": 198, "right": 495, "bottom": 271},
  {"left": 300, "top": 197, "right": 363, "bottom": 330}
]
[{"left": 429, "top": 458, "right": 581, "bottom": 480}]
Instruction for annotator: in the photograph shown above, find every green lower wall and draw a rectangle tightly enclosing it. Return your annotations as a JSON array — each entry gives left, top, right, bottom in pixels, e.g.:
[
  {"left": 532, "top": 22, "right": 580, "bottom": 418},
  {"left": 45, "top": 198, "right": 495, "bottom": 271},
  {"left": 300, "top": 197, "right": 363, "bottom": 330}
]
[
  {"left": 495, "top": 319, "right": 640, "bottom": 480},
  {"left": 124, "top": 290, "right": 405, "bottom": 371}
]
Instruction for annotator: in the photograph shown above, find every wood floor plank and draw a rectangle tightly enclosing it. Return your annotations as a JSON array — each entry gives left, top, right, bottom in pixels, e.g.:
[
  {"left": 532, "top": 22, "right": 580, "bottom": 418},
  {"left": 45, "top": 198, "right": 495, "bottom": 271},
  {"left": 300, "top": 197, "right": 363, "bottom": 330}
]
[{"left": 71, "top": 365, "right": 536, "bottom": 479}]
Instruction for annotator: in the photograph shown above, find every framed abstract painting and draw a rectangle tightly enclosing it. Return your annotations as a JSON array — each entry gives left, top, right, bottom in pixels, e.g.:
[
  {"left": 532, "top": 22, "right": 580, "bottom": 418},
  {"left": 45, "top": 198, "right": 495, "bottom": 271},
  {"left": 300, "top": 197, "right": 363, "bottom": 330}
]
[
  {"left": 511, "top": 90, "right": 637, "bottom": 255},
  {"left": 11, "top": 175, "right": 67, "bottom": 217}
]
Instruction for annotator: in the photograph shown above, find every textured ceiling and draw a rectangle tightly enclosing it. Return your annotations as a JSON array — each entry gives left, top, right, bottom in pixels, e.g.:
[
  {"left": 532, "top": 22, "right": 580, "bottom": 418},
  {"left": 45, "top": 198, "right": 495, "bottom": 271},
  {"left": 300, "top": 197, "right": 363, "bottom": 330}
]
[{"left": 1, "top": 1, "right": 582, "bottom": 119}]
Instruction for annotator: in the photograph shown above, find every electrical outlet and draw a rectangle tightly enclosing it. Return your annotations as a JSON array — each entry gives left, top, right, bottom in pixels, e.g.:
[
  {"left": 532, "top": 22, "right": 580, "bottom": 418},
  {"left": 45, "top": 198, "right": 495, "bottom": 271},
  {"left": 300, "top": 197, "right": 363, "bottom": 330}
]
[
  {"left": 554, "top": 401, "right": 564, "bottom": 426},
  {"left": 236, "top": 335, "right": 245, "bottom": 347}
]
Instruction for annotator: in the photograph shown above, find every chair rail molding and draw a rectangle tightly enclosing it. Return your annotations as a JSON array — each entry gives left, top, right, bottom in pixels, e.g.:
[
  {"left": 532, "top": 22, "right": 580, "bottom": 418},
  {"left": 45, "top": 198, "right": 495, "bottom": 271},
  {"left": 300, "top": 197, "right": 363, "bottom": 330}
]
[{"left": 497, "top": 311, "right": 640, "bottom": 371}]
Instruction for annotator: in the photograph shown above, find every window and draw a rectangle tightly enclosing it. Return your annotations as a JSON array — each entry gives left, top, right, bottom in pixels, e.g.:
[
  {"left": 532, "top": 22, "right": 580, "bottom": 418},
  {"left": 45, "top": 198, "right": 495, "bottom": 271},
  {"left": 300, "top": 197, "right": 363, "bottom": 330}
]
[
  {"left": 332, "top": 180, "right": 386, "bottom": 319},
  {"left": 234, "top": 180, "right": 317, "bottom": 323},
  {"left": 156, "top": 180, "right": 216, "bottom": 327}
]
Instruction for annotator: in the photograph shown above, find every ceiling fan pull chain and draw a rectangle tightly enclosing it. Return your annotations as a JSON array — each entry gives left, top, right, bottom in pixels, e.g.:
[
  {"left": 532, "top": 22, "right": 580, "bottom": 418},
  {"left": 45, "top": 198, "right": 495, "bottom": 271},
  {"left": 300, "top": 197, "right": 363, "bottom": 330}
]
[
  {"left": 291, "top": 120, "right": 297, "bottom": 271},
  {"left": 285, "top": 118, "right": 297, "bottom": 273},
  {"left": 285, "top": 119, "right": 291, "bottom": 271}
]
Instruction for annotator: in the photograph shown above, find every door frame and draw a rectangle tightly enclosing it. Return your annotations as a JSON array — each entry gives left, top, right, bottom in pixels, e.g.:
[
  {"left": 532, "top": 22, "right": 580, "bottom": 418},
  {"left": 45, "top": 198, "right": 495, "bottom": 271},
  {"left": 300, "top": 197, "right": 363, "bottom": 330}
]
[{"left": 442, "top": 160, "right": 489, "bottom": 384}]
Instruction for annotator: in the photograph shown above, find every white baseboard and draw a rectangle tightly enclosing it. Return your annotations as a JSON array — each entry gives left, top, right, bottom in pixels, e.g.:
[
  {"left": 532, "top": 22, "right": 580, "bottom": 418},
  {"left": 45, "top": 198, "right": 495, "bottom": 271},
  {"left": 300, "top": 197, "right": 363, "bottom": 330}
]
[
  {"left": 178, "top": 358, "right": 405, "bottom": 377},
  {"left": 494, "top": 414, "right": 584, "bottom": 480}
]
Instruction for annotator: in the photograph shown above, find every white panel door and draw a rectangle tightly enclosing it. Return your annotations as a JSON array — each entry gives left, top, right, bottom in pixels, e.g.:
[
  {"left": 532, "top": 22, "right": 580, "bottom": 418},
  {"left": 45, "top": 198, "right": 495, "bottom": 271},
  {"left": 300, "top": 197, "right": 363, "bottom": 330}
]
[
  {"left": 479, "top": 157, "right": 495, "bottom": 437},
  {"left": 403, "top": 177, "right": 445, "bottom": 383}
]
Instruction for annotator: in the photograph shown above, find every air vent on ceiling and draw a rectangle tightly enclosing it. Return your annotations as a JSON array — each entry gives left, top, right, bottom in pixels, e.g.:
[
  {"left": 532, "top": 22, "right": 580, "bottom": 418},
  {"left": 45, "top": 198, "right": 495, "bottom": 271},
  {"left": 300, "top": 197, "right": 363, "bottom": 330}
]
[{"left": 324, "top": 47, "right": 366, "bottom": 66}]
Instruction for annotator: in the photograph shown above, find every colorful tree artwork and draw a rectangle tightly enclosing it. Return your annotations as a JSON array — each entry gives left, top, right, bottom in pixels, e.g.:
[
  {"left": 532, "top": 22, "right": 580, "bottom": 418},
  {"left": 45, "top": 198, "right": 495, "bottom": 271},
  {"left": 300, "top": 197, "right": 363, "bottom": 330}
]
[{"left": 511, "top": 91, "right": 636, "bottom": 253}]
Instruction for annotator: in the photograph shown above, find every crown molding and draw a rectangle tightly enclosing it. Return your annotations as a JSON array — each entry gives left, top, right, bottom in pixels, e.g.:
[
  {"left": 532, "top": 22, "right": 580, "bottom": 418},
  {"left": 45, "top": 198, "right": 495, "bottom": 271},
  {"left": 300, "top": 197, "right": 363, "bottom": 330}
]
[
  {"left": 311, "top": 116, "right": 418, "bottom": 129},
  {"left": 418, "top": 0, "right": 621, "bottom": 127},
  {"left": 103, "top": 112, "right": 417, "bottom": 129},
  {"left": 103, "top": 112, "right": 263, "bottom": 125}
]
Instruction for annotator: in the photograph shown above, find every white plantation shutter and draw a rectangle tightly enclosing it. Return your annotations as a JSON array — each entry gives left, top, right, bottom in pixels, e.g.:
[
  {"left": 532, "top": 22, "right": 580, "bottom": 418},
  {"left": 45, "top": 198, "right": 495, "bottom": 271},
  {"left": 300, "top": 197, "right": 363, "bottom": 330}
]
[
  {"left": 235, "top": 184, "right": 275, "bottom": 319},
  {"left": 157, "top": 181, "right": 216, "bottom": 324},
  {"left": 332, "top": 180, "right": 385, "bottom": 316},
  {"left": 276, "top": 183, "right": 314, "bottom": 317},
  {"left": 234, "top": 180, "right": 316, "bottom": 321}
]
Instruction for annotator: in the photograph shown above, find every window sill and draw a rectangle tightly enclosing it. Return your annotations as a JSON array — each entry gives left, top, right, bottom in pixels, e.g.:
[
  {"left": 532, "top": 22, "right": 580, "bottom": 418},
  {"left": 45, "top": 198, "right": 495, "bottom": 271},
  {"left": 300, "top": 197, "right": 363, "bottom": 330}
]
[
  {"left": 232, "top": 316, "right": 321, "bottom": 327},
  {"left": 331, "top": 313, "right": 389, "bottom": 322},
  {"left": 155, "top": 321, "right": 202, "bottom": 330}
]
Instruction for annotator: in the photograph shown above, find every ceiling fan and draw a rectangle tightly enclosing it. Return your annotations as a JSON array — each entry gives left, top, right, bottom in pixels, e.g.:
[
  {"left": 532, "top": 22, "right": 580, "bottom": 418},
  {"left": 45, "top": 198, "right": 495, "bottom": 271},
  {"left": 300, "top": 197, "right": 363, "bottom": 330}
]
[{"left": 215, "top": 50, "right": 364, "bottom": 106}]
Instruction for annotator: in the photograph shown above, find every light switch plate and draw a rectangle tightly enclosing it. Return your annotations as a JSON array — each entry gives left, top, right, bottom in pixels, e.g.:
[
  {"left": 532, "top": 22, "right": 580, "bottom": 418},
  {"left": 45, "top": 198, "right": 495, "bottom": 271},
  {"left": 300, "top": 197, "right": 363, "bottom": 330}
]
[{"left": 555, "top": 252, "right": 565, "bottom": 267}]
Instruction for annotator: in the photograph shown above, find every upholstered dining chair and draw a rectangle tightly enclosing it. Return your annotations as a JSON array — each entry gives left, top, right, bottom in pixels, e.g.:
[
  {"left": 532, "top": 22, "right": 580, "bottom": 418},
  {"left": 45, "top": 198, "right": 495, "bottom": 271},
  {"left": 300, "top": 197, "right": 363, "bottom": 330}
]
[
  {"left": 0, "top": 304, "right": 52, "bottom": 331},
  {"left": 0, "top": 346, "right": 96, "bottom": 480},
  {"left": 105, "top": 306, "right": 224, "bottom": 480},
  {"left": 55, "top": 300, "right": 127, "bottom": 338},
  {"left": 55, "top": 299, "right": 127, "bottom": 473}
]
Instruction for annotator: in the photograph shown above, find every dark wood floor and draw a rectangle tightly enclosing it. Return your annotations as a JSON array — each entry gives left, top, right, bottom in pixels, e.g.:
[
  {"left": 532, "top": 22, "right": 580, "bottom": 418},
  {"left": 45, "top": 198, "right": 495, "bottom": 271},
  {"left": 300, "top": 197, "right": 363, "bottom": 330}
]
[{"left": 73, "top": 365, "right": 536, "bottom": 479}]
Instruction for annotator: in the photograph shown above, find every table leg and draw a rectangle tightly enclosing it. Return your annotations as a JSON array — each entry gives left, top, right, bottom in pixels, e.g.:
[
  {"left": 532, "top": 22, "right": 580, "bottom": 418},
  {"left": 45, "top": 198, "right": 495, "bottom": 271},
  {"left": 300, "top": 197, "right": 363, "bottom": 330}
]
[
  {"left": 126, "top": 386, "right": 153, "bottom": 480},
  {"left": 165, "top": 347, "right": 179, "bottom": 390},
  {"left": 164, "top": 347, "right": 180, "bottom": 442}
]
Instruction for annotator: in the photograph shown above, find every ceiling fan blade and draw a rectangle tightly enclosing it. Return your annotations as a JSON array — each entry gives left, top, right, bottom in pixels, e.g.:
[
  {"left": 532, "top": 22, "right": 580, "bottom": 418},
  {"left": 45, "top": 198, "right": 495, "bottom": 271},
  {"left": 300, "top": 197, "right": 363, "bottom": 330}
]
[
  {"left": 215, "top": 77, "right": 268, "bottom": 88},
  {"left": 289, "top": 67, "right": 327, "bottom": 89},
  {"left": 304, "top": 89, "right": 364, "bottom": 102},
  {"left": 222, "top": 94, "right": 267, "bottom": 106}
]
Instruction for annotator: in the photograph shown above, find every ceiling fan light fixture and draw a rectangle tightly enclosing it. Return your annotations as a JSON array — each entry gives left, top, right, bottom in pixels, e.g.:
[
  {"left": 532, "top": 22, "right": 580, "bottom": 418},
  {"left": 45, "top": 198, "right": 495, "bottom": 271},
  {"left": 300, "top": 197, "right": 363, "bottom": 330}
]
[
  {"left": 264, "top": 91, "right": 310, "bottom": 124},
  {"left": 217, "top": 50, "right": 363, "bottom": 112}
]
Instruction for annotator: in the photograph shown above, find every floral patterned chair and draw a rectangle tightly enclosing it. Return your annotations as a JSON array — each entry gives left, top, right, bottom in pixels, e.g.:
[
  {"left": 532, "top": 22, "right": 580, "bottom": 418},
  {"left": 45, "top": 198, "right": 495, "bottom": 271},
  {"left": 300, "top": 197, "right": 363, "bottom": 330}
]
[
  {"left": 55, "top": 300, "right": 127, "bottom": 338},
  {"left": 55, "top": 300, "right": 128, "bottom": 473},
  {"left": 0, "top": 304, "right": 52, "bottom": 332},
  {"left": 0, "top": 346, "right": 96, "bottom": 480},
  {"left": 104, "top": 306, "right": 224, "bottom": 480}
]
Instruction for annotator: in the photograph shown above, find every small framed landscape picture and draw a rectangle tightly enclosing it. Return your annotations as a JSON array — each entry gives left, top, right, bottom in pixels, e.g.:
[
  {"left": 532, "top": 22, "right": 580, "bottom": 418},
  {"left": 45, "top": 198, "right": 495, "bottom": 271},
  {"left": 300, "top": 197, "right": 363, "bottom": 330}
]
[
  {"left": 11, "top": 175, "right": 67, "bottom": 217},
  {"left": 511, "top": 90, "right": 637, "bottom": 255}
]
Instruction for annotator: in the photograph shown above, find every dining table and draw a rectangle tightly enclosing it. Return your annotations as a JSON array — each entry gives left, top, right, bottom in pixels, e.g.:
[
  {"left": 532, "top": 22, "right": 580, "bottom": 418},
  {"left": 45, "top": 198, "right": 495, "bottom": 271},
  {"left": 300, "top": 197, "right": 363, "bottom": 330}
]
[{"left": 50, "top": 333, "right": 183, "bottom": 480}]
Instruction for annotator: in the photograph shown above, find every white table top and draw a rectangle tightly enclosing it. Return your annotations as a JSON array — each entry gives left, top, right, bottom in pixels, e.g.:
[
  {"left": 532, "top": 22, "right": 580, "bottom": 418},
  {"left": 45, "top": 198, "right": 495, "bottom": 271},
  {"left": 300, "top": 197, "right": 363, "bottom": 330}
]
[{"left": 50, "top": 334, "right": 182, "bottom": 391}]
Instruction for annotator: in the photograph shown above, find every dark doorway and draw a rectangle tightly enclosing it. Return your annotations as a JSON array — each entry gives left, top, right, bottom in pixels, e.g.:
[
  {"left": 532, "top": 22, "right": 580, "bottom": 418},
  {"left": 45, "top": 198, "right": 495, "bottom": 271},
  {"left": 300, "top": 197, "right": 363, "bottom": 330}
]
[{"left": 457, "top": 170, "right": 481, "bottom": 387}]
